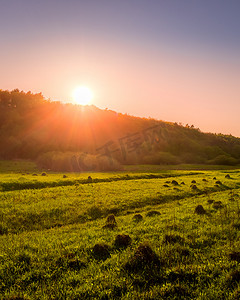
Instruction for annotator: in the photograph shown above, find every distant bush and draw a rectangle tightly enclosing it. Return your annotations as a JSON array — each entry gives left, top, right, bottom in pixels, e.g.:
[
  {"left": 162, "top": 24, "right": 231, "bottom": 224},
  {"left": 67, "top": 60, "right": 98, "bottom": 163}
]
[
  {"left": 207, "top": 154, "right": 238, "bottom": 166},
  {"left": 204, "top": 146, "right": 226, "bottom": 160},
  {"left": 97, "top": 155, "right": 123, "bottom": 171},
  {"left": 142, "top": 152, "right": 181, "bottom": 165},
  {"left": 180, "top": 152, "right": 205, "bottom": 164},
  {"left": 37, "top": 151, "right": 123, "bottom": 171}
]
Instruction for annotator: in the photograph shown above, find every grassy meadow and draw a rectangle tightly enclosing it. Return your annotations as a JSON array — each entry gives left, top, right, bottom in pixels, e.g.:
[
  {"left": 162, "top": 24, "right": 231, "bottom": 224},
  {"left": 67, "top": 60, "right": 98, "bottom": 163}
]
[{"left": 0, "top": 161, "right": 240, "bottom": 299}]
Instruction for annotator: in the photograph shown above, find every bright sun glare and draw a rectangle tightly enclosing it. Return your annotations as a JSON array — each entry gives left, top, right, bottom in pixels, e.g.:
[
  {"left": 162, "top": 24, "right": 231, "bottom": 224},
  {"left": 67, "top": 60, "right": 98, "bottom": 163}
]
[{"left": 72, "top": 86, "right": 93, "bottom": 105}]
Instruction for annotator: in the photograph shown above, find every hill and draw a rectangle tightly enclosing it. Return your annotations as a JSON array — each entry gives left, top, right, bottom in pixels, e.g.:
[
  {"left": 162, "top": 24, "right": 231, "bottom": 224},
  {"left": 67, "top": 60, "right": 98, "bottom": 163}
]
[{"left": 0, "top": 89, "right": 240, "bottom": 170}]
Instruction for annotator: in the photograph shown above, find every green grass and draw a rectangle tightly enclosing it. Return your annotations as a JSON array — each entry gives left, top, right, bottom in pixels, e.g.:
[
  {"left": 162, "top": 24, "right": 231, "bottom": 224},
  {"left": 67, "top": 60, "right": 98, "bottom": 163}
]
[
  {"left": 0, "top": 171, "right": 202, "bottom": 191},
  {"left": 0, "top": 161, "right": 240, "bottom": 299}
]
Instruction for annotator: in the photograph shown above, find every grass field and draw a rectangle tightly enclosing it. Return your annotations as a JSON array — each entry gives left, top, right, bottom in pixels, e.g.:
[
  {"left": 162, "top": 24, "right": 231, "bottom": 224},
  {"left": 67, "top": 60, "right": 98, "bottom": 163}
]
[{"left": 0, "top": 161, "right": 240, "bottom": 299}]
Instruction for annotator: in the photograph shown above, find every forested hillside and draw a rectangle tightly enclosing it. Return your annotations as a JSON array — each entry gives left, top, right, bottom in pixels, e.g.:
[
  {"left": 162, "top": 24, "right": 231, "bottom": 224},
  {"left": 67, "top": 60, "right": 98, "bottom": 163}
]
[{"left": 1, "top": 89, "right": 240, "bottom": 170}]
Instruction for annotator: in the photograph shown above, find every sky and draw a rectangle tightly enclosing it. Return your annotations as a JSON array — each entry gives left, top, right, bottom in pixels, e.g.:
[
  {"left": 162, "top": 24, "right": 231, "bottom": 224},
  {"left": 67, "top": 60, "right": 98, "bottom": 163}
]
[{"left": 0, "top": 0, "right": 240, "bottom": 136}]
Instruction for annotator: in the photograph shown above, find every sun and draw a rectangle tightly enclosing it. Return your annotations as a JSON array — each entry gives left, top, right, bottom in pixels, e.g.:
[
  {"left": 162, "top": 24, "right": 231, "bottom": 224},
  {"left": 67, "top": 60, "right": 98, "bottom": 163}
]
[{"left": 72, "top": 86, "right": 93, "bottom": 105}]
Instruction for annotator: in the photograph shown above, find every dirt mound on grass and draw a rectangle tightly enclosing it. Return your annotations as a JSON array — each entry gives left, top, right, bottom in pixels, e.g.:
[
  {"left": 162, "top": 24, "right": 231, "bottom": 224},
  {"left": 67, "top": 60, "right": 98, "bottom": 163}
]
[
  {"left": 229, "top": 251, "right": 240, "bottom": 262},
  {"left": 191, "top": 184, "right": 198, "bottom": 190},
  {"left": 207, "top": 199, "right": 214, "bottom": 204},
  {"left": 226, "top": 269, "right": 240, "bottom": 287},
  {"left": 163, "top": 234, "right": 185, "bottom": 244},
  {"left": 195, "top": 205, "right": 206, "bottom": 215},
  {"left": 87, "top": 176, "right": 93, "bottom": 182},
  {"left": 68, "top": 259, "right": 86, "bottom": 270},
  {"left": 114, "top": 234, "right": 132, "bottom": 249},
  {"left": 92, "top": 243, "right": 111, "bottom": 260},
  {"left": 213, "top": 201, "right": 223, "bottom": 209},
  {"left": 102, "top": 223, "right": 117, "bottom": 229},
  {"left": 124, "top": 243, "right": 160, "bottom": 272},
  {"left": 146, "top": 210, "right": 161, "bottom": 217},
  {"left": 132, "top": 214, "right": 143, "bottom": 222},
  {"left": 102, "top": 214, "right": 117, "bottom": 229},
  {"left": 106, "top": 214, "right": 117, "bottom": 224}
]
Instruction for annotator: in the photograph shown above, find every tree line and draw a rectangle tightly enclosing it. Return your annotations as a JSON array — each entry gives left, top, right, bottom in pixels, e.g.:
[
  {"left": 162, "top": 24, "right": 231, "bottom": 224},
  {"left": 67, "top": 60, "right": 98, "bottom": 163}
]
[{"left": 0, "top": 89, "right": 240, "bottom": 170}]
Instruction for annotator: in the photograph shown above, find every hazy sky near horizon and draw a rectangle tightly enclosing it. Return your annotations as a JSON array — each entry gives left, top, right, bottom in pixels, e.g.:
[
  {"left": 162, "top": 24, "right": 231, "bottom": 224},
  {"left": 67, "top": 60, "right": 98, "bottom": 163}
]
[{"left": 1, "top": 0, "right": 240, "bottom": 136}]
